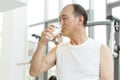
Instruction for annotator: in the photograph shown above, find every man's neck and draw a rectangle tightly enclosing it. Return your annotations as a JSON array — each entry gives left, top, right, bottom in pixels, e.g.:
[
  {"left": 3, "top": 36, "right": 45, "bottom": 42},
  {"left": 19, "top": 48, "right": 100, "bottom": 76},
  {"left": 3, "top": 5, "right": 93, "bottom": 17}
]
[{"left": 70, "top": 32, "right": 88, "bottom": 45}]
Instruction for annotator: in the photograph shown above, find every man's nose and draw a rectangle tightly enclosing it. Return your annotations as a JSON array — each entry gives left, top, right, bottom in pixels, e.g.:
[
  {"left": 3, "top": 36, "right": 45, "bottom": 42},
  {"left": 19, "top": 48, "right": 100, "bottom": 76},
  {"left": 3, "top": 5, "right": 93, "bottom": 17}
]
[{"left": 59, "top": 19, "right": 64, "bottom": 27}]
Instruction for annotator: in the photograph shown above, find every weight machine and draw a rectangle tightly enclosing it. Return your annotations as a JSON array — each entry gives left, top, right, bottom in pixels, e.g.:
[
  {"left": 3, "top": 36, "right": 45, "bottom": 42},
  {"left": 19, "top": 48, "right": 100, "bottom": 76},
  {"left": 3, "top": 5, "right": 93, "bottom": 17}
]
[{"left": 107, "top": 15, "right": 120, "bottom": 80}]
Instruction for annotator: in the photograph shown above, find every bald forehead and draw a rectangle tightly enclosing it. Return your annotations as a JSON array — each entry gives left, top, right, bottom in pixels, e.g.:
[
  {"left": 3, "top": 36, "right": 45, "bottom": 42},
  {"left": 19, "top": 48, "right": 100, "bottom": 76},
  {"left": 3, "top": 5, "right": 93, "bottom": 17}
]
[
  {"left": 63, "top": 5, "right": 73, "bottom": 11},
  {"left": 59, "top": 5, "right": 74, "bottom": 17}
]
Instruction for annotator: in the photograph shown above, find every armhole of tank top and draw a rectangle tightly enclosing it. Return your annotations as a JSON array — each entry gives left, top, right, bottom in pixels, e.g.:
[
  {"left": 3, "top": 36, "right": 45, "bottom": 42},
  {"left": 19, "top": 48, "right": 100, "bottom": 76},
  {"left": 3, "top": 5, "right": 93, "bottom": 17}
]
[
  {"left": 97, "top": 42, "right": 102, "bottom": 79},
  {"left": 98, "top": 42, "right": 102, "bottom": 66},
  {"left": 56, "top": 45, "right": 60, "bottom": 59},
  {"left": 98, "top": 42, "right": 102, "bottom": 59}
]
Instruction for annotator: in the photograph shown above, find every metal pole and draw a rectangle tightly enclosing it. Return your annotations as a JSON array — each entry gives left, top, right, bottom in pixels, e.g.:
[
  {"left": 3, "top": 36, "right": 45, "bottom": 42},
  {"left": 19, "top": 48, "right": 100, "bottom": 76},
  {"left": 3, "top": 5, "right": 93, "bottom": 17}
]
[{"left": 87, "top": 20, "right": 111, "bottom": 26}]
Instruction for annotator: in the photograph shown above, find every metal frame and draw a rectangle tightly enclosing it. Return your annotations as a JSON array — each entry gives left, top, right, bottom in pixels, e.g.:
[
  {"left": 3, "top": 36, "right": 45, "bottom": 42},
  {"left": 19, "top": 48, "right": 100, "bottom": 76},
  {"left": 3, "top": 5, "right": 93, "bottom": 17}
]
[
  {"left": 106, "top": 1, "right": 120, "bottom": 80},
  {"left": 87, "top": 20, "right": 111, "bottom": 26},
  {"left": 88, "top": 0, "right": 94, "bottom": 38},
  {"left": 107, "top": 16, "right": 120, "bottom": 80}
]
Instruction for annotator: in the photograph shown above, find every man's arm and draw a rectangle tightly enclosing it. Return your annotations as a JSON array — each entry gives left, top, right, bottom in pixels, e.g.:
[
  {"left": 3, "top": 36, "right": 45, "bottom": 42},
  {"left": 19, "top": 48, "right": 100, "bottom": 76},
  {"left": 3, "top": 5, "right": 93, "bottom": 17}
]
[
  {"left": 29, "top": 40, "right": 57, "bottom": 77},
  {"left": 29, "top": 26, "right": 57, "bottom": 77},
  {"left": 100, "top": 44, "right": 114, "bottom": 80}
]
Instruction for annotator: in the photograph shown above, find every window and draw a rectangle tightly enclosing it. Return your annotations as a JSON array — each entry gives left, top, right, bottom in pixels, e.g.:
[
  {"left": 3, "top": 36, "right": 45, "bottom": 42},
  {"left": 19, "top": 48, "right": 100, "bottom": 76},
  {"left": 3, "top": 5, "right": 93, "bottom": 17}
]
[
  {"left": 94, "top": 0, "right": 106, "bottom": 21},
  {"left": 76, "top": 0, "right": 89, "bottom": 10},
  {"left": 47, "top": 0, "right": 59, "bottom": 20},
  {"left": 94, "top": 0, "right": 106, "bottom": 45},
  {"left": 112, "top": 7, "right": 120, "bottom": 19},
  {"left": 27, "top": 0, "right": 44, "bottom": 25},
  {"left": 94, "top": 25, "right": 106, "bottom": 45}
]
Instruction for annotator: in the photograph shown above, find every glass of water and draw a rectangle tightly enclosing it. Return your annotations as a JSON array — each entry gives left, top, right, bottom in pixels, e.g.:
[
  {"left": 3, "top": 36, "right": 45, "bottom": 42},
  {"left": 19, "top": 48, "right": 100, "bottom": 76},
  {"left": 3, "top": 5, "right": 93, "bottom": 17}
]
[{"left": 46, "top": 22, "right": 62, "bottom": 41}]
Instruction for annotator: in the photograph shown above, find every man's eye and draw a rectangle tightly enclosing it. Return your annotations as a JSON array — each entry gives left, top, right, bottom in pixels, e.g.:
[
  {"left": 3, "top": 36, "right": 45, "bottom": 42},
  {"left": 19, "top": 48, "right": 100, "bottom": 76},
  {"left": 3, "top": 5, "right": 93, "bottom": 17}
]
[{"left": 63, "top": 18, "right": 67, "bottom": 20}]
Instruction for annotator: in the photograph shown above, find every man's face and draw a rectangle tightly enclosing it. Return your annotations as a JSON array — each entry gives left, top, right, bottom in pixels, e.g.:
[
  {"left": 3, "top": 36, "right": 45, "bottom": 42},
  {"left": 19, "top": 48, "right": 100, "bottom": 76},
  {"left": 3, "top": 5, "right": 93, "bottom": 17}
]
[{"left": 59, "top": 6, "right": 80, "bottom": 37}]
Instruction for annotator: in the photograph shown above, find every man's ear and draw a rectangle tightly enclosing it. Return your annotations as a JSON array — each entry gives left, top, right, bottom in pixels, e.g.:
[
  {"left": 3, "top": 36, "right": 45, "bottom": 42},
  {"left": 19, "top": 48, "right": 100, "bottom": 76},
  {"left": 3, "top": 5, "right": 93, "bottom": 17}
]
[{"left": 78, "top": 15, "right": 84, "bottom": 24}]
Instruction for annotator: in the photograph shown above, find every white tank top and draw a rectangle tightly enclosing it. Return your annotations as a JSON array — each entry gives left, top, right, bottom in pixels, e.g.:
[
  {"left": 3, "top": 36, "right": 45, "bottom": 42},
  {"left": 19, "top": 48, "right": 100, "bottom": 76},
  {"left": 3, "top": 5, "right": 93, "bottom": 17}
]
[{"left": 56, "top": 38, "right": 102, "bottom": 80}]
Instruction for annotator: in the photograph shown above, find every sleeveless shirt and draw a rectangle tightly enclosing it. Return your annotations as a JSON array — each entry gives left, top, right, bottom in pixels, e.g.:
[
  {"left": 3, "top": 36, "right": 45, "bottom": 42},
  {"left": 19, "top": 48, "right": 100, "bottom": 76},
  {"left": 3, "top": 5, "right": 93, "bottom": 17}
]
[{"left": 56, "top": 38, "right": 101, "bottom": 80}]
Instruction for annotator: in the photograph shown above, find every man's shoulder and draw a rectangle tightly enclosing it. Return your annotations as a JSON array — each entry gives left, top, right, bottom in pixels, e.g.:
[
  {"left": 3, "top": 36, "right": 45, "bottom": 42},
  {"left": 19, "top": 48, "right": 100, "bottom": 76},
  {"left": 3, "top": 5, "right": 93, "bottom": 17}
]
[
  {"left": 88, "top": 38, "right": 102, "bottom": 44},
  {"left": 87, "top": 38, "right": 103, "bottom": 48}
]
